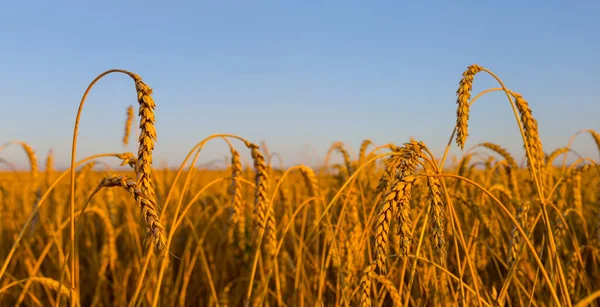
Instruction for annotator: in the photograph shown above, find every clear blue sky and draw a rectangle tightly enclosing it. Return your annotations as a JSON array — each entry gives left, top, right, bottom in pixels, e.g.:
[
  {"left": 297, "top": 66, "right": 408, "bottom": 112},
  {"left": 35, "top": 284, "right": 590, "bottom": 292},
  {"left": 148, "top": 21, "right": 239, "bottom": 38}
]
[{"left": 1, "top": 1, "right": 599, "bottom": 170}]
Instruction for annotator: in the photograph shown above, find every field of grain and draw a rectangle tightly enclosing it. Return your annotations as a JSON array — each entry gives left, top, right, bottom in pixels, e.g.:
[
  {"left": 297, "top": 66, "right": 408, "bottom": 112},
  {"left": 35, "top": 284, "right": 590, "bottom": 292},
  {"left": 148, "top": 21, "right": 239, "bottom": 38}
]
[{"left": 0, "top": 65, "right": 599, "bottom": 307}]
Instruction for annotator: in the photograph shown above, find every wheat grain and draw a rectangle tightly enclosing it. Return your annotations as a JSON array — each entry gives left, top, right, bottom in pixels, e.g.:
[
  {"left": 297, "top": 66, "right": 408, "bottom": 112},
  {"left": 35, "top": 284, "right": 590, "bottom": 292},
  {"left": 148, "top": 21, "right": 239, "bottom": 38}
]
[{"left": 507, "top": 201, "right": 530, "bottom": 266}]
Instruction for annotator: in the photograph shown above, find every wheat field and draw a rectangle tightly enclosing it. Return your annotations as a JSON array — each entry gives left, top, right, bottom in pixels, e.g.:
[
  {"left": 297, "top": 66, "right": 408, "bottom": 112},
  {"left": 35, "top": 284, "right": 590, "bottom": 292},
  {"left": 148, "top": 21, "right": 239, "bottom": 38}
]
[{"left": 0, "top": 65, "right": 599, "bottom": 307}]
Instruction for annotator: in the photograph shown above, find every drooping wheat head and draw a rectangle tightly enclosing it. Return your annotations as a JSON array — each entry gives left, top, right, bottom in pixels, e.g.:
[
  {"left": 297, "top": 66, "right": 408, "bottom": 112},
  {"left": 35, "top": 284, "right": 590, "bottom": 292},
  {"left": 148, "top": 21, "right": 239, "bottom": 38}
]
[
  {"left": 375, "top": 145, "right": 404, "bottom": 195},
  {"left": 512, "top": 92, "right": 545, "bottom": 188},
  {"left": 326, "top": 141, "right": 354, "bottom": 176},
  {"left": 96, "top": 175, "right": 166, "bottom": 252},
  {"left": 546, "top": 147, "right": 570, "bottom": 167},
  {"left": 374, "top": 141, "right": 422, "bottom": 273},
  {"left": 129, "top": 73, "right": 157, "bottom": 204},
  {"left": 455, "top": 64, "right": 483, "bottom": 150}
]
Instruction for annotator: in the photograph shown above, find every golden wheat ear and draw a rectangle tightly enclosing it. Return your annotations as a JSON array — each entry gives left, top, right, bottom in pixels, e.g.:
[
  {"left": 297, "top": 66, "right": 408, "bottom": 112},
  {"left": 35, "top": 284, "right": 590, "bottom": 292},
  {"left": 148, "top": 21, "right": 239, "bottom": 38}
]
[
  {"left": 123, "top": 105, "right": 134, "bottom": 147},
  {"left": 455, "top": 64, "right": 483, "bottom": 150},
  {"left": 97, "top": 175, "right": 166, "bottom": 252},
  {"left": 129, "top": 74, "right": 157, "bottom": 204}
]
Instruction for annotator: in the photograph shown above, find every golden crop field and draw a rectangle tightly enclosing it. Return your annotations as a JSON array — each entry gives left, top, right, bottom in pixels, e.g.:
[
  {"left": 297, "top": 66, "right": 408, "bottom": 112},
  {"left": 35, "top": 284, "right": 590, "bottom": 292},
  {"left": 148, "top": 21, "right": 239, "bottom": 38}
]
[{"left": 0, "top": 65, "right": 599, "bottom": 307}]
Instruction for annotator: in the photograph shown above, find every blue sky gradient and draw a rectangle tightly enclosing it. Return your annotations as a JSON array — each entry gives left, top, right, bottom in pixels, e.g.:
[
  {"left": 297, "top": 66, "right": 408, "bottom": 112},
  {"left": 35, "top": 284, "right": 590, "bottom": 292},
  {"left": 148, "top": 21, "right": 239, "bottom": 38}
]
[{"left": 1, "top": 1, "right": 599, "bottom": 170}]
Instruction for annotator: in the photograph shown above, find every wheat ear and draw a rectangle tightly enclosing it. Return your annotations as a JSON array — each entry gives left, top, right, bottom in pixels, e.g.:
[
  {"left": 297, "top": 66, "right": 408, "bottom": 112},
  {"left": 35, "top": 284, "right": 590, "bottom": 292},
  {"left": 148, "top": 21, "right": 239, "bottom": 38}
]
[
  {"left": 45, "top": 148, "right": 54, "bottom": 175},
  {"left": 96, "top": 175, "right": 166, "bottom": 251},
  {"left": 588, "top": 130, "right": 600, "bottom": 158},
  {"left": 572, "top": 172, "right": 582, "bottom": 213},
  {"left": 426, "top": 173, "right": 446, "bottom": 258},
  {"left": 123, "top": 105, "right": 134, "bottom": 147},
  {"left": 507, "top": 201, "right": 530, "bottom": 266},
  {"left": 512, "top": 92, "right": 544, "bottom": 186},
  {"left": 375, "top": 141, "right": 421, "bottom": 272},
  {"left": 325, "top": 141, "right": 354, "bottom": 176},
  {"left": 116, "top": 152, "right": 137, "bottom": 168},
  {"left": 455, "top": 64, "right": 483, "bottom": 150},
  {"left": 130, "top": 73, "right": 157, "bottom": 204},
  {"left": 248, "top": 143, "right": 276, "bottom": 255},
  {"left": 477, "top": 142, "right": 521, "bottom": 201},
  {"left": 230, "top": 148, "right": 244, "bottom": 225},
  {"left": 359, "top": 139, "right": 374, "bottom": 163},
  {"left": 359, "top": 263, "right": 376, "bottom": 307},
  {"left": 374, "top": 275, "right": 401, "bottom": 305}
]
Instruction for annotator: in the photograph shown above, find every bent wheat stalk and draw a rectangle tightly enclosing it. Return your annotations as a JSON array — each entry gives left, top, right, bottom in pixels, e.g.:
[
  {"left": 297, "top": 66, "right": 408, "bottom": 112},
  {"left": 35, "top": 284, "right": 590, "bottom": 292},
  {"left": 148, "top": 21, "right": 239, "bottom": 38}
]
[{"left": 68, "top": 69, "right": 160, "bottom": 304}]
